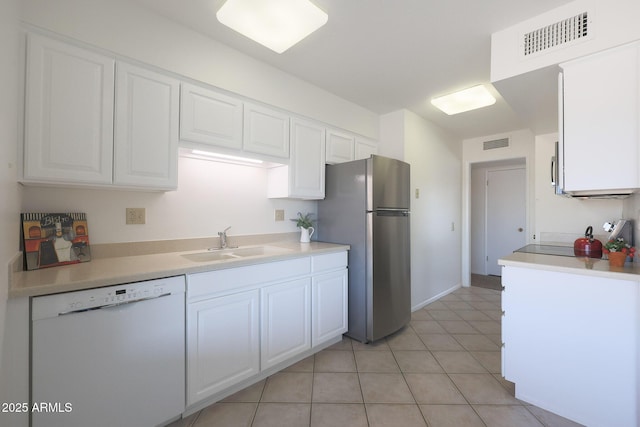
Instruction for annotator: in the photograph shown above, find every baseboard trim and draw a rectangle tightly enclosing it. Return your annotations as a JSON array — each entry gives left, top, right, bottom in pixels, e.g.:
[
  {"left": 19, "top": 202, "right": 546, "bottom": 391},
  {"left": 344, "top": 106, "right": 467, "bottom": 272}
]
[{"left": 411, "top": 283, "right": 461, "bottom": 312}]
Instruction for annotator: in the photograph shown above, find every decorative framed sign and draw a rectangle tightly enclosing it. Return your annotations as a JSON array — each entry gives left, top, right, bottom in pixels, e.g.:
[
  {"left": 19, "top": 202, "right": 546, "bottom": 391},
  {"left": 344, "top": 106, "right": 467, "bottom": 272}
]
[{"left": 21, "top": 213, "right": 91, "bottom": 271}]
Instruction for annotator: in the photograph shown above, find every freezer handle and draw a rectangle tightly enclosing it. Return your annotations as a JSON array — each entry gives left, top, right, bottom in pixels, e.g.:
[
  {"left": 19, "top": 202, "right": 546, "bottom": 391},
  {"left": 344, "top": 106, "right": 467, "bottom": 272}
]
[{"left": 371, "top": 208, "right": 410, "bottom": 216}]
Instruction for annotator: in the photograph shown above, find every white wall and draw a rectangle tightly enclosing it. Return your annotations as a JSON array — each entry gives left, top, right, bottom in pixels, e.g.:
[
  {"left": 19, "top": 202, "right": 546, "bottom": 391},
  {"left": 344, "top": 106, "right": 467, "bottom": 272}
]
[
  {"left": 380, "top": 110, "right": 462, "bottom": 310},
  {"left": 379, "top": 111, "right": 406, "bottom": 161},
  {"left": 0, "top": 0, "right": 25, "bottom": 423},
  {"left": 22, "top": 0, "right": 378, "bottom": 139},
  {"left": 22, "top": 157, "right": 315, "bottom": 244},
  {"left": 623, "top": 194, "right": 640, "bottom": 243}
]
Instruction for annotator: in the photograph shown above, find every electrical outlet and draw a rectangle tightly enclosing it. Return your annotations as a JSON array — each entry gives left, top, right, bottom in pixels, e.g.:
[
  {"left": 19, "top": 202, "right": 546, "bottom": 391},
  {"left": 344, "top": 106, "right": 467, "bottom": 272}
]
[
  {"left": 126, "top": 208, "right": 146, "bottom": 225},
  {"left": 415, "top": 188, "right": 420, "bottom": 199},
  {"left": 274, "top": 209, "right": 285, "bottom": 222}
]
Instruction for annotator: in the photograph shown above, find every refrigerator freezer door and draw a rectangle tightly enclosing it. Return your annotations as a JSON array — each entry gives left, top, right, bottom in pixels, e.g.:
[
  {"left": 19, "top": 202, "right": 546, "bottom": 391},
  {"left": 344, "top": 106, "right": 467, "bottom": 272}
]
[
  {"left": 368, "top": 156, "right": 411, "bottom": 211},
  {"left": 367, "top": 210, "right": 411, "bottom": 341}
]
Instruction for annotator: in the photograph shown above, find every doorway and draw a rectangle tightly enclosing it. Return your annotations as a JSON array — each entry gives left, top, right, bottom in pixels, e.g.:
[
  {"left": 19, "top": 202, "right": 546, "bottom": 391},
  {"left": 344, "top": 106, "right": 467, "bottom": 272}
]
[{"left": 470, "top": 160, "right": 526, "bottom": 277}]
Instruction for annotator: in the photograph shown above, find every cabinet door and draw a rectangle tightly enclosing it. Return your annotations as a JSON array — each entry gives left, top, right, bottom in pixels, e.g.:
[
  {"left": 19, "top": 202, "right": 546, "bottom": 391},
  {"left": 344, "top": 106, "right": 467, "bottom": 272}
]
[
  {"left": 114, "top": 62, "right": 179, "bottom": 189},
  {"left": 24, "top": 34, "right": 114, "bottom": 184},
  {"left": 180, "top": 83, "right": 243, "bottom": 150},
  {"left": 561, "top": 43, "right": 639, "bottom": 192},
  {"left": 243, "top": 103, "right": 290, "bottom": 159},
  {"left": 187, "top": 289, "right": 260, "bottom": 406},
  {"left": 312, "top": 269, "right": 348, "bottom": 346},
  {"left": 355, "top": 138, "right": 378, "bottom": 160},
  {"left": 289, "top": 118, "right": 326, "bottom": 199},
  {"left": 261, "top": 278, "right": 311, "bottom": 370},
  {"left": 326, "top": 129, "right": 355, "bottom": 164}
]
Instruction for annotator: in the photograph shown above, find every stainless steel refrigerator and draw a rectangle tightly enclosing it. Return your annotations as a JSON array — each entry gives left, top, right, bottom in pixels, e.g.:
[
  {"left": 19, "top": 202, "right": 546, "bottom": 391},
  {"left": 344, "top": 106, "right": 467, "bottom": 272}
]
[{"left": 317, "top": 155, "right": 411, "bottom": 343}]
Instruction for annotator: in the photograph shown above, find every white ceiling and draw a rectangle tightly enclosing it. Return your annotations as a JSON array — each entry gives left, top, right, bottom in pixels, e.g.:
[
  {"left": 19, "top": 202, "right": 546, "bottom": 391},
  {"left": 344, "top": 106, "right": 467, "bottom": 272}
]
[{"left": 132, "top": 0, "right": 573, "bottom": 139}]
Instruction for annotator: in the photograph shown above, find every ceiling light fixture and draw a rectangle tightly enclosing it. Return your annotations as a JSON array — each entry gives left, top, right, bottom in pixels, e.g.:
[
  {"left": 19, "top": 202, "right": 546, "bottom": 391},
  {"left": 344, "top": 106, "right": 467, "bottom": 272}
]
[
  {"left": 430, "top": 85, "right": 496, "bottom": 115},
  {"left": 216, "top": 0, "right": 328, "bottom": 54}
]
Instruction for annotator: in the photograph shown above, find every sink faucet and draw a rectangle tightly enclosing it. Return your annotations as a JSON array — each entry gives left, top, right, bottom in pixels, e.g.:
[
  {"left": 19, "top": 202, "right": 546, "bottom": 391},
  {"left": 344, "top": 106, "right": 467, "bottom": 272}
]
[{"left": 218, "top": 226, "right": 232, "bottom": 249}]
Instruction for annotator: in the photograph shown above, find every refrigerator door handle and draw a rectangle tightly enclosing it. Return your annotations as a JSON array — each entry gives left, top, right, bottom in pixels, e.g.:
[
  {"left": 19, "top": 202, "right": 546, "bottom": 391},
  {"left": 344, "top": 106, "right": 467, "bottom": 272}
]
[{"left": 372, "top": 209, "right": 409, "bottom": 216}]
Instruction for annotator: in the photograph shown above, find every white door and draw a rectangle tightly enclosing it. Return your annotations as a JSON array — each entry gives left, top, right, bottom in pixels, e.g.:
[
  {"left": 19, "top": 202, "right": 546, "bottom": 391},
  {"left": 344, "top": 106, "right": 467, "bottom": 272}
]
[{"left": 486, "top": 167, "right": 526, "bottom": 275}]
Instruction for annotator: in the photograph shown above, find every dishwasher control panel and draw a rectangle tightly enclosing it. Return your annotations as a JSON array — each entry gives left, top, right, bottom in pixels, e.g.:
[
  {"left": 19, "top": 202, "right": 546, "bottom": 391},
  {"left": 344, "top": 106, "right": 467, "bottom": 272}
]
[{"left": 32, "top": 276, "right": 185, "bottom": 321}]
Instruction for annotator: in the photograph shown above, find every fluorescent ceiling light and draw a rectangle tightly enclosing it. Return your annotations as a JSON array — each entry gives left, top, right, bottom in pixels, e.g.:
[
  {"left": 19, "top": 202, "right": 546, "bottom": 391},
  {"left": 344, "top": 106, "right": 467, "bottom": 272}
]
[
  {"left": 191, "top": 150, "right": 264, "bottom": 164},
  {"left": 216, "top": 0, "right": 328, "bottom": 53},
  {"left": 430, "top": 85, "right": 496, "bottom": 115}
]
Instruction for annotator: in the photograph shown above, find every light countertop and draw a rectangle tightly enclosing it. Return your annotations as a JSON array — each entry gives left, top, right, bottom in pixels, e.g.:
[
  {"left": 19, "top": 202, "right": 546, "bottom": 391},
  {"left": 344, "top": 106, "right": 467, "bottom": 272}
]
[
  {"left": 499, "top": 251, "right": 640, "bottom": 281},
  {"left": 10, "top": 240, "right": 349, "bottom": 298}
]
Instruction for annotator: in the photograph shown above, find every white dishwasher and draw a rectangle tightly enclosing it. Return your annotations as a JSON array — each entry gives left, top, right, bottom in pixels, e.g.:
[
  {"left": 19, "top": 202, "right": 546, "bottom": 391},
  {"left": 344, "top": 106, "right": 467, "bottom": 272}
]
[{"left": 31, "top": 276, "right": 185, "bottom": 427}]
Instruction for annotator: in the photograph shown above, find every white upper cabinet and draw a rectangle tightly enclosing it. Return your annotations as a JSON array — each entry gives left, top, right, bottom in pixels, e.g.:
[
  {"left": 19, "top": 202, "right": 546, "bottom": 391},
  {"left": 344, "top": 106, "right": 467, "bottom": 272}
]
[
  {"left": 560, "top": 42, "right": 640, "bottom": 194},
  {"left": 326, "top": 129, "right": 355, "bottom": 164},
  {"left": 23, "top": 34, "right": 179, "bottom": 190},
  {"left": 24, "top": 34, "right": 115, "bottom": 184},
  {"left": 243, "top": 102, "right": 290, "bottom": 159},
  {"left": 114, "top": 62, "right": 180, "bottom": 189},
  {"left": 267, "top": 118, "right": 325, "bottom": 199},
  {"left": 355, "top": 137, "right": 378, "bottom": 160},
  {"left": 179, "top": 83, "right": 243, "bottom": 150}
]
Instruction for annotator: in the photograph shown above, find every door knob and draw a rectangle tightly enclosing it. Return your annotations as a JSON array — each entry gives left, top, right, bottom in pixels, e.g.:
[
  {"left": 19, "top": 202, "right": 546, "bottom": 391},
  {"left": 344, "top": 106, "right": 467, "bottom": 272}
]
[{"left": 518, "top": 228, "right": 523, "bottom": 232}]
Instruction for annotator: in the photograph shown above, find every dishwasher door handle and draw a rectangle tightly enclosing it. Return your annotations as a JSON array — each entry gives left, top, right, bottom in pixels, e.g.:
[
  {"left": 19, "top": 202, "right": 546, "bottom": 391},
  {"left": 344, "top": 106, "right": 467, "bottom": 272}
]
[{"left": 58, "top": 292, "right": 172, "bottom": 316}]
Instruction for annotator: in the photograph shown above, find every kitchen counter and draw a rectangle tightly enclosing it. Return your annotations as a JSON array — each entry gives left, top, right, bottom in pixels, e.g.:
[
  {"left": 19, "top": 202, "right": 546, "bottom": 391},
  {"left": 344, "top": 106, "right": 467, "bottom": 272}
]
[
  {"left": 10, "top": 240, "right": 349, "bottom": 298},
  {"left": 498, "top": 251, "right": 640, "bottom": 281}
]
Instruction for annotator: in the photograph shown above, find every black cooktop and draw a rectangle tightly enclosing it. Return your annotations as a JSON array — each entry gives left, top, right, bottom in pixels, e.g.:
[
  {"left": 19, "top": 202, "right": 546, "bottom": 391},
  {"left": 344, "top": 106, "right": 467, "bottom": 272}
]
[{"left": 515, "top": 244, "right": 577, "bottom": 257}]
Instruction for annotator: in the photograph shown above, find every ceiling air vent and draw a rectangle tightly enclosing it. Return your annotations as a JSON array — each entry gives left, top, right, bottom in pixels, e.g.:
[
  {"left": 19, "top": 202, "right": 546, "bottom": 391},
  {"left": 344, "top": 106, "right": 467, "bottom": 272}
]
[
  {"left": 522, "top": 11, "right": 590, "bottom": 57},
  {"left": 483, "top": 138, "right": 509, "bottom": 150}
]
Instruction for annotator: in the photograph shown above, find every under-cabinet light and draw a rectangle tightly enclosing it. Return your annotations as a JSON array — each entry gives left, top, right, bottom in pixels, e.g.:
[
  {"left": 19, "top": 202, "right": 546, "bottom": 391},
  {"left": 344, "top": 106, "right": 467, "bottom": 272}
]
[
  {"left": 216, "top": 0, "right": 328, "bottom": 53},
  {"left": 191, "top": 150, "right": 264, "bottom": 164},
  {"left": 430, "top": 85, "right": 496, "bottom": 115}
]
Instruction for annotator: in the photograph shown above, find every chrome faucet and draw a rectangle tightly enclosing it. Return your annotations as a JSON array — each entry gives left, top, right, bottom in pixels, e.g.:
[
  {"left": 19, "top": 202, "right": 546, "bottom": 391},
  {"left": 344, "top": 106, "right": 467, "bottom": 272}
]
[{"left": 218, "top": 226, "right": 232, "bottom": 249}]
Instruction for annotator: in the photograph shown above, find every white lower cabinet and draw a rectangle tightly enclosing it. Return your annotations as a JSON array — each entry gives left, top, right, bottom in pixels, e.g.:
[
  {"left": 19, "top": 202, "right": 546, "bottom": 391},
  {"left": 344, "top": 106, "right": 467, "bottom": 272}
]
[
  {"left": 261, "top": 278, "right": 311, "bottom": 369},
  {"left": 501, "top": 266, "right": 639, "bottom": 426},
  {"left": 186, "top": 289, "right": 260, "bottom": 406},
  {"left": 185, "top": 251, "right": 347, "bottom": 409}
]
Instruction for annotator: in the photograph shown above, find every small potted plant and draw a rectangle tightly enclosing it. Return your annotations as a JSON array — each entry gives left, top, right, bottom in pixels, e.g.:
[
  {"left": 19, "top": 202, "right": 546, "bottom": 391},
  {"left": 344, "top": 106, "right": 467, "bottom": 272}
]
[
  {"left": 291, "top": 212, "right": 315, "bottom": 243},
  {"left": 603, "top": 237, "right": 636, "bottom": 267}
]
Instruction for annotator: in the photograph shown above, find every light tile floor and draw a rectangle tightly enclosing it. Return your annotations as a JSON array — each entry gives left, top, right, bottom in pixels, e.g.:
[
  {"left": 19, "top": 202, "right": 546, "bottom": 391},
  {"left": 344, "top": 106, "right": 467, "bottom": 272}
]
[{"left": 168, "top": 286, "right": 583, "bottom": 427}]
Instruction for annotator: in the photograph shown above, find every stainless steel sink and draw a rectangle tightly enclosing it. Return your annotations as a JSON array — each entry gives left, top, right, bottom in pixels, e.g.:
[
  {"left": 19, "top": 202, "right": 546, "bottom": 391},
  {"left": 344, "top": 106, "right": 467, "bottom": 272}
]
[{"left": 181, "top": 245, "right": 292, "bottom": 262}]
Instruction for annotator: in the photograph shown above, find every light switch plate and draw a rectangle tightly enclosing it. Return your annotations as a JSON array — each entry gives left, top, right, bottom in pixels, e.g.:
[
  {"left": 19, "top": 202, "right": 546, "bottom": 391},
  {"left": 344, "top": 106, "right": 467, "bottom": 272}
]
[
  {"left": 126, "top": 208, "right": 146, "bottom": 225},
  {"left": 274, "top": 209, "right": 285, "bottom": 222}
]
